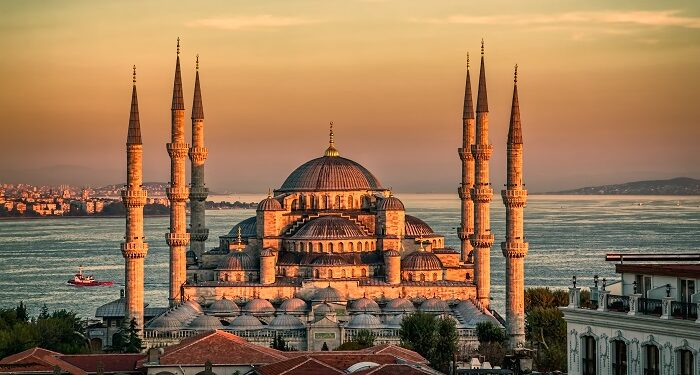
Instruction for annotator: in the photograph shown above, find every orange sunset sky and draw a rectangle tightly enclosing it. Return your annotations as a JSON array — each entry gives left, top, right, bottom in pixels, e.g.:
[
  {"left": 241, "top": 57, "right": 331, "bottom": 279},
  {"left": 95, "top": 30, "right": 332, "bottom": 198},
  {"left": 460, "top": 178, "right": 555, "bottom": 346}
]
[{"left": 0, "top": 0, "right": 698, "bottom": 193}]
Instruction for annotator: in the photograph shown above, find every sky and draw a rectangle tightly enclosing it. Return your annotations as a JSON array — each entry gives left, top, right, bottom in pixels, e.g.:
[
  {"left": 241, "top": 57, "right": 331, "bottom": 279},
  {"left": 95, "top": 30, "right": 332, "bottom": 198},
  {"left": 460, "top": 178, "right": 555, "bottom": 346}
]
[{"left": 0, "top": 0, "right": 699, "bottom": 193}]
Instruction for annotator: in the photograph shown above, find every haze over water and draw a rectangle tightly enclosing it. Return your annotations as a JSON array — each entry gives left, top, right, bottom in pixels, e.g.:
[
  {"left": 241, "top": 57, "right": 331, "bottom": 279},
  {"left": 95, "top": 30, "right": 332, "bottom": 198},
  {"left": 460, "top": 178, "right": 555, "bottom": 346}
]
[{"left": 0, "top": 194, "right": 698, "bottom": 317}]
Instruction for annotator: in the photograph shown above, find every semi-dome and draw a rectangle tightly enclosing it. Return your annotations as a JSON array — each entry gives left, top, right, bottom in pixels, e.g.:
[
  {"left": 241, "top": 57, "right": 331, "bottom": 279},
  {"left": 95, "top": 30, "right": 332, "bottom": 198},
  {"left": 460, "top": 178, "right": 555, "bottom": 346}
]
[
  {"left": 208, "top": 298, "right": 240, "bottom": 315},
  {"left": 227, "top": 216, "right": 257, "bottom": 237},
  {"left": 260, "top": 248, "right": 276, "bottom": 257},
  {"left": 349, "top": 297, "right": 380, "bottom": 314},
  {"left": 182, "top": 300, "right": 203, "bottom": 314},
  {"left": 383, "top": 249, "right": 400, "bottom": 257},
  {"left": 257, "top": 196, "right": 283, "bottom": 211},
  {"left": 404, "top": 215, "right": 435, "bottom": 237},
  {"left": 401, "top": 251, "right": 443, "bottom": 271},
  {"left": 229, "top": 314, "right": 263, "bottom": 329},
  {"left": 377, "top": 196, "right": 405, "bottom": 211},
  {"left": 147, "top": 314, "right": 182, "bottom": 331},
  {"left": 311, "top": 253, "right": 349, "bottom": 266},
  {"left": 242, "top": 298, "right": 275, "bottom": 314},
  {"left": 292, "top": 216, "right": 367, "bottom": 240},
  {"left": 167, "top": 308, "right": 196, "bottom": 324},
  {"left": 217, "top": 251, "right": 257, "bottom": 270},
  {"left": 269, "top": 314, "right": 305, "bottom": 329},
  {"left": 279, "top": 156, "right": 382, "bottom": 192},
  {"left": 312, "top": 286, "right": 345, "bottom": 302},
  {"left": 347, "top": 313, "right": 382, "bottom": 329},
  {"left": 420, "top": 297, "right": 450, "bottom": 313},
  {"left": 280, "top": 298, "right": 308, "bottom": 314},
  {"left": 384, "top": 297, "right": 416, "bottom": 313},
  {"left": 189, "top": 314, "right": 224, "bottom": 330}
]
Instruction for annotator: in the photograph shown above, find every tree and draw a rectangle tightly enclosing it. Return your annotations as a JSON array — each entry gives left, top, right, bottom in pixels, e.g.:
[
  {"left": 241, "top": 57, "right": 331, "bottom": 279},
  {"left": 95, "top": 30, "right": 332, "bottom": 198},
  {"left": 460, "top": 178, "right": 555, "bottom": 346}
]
[
  {"left": 524, "top": 288, "right": 569, "bottom": 372},
  {"left": 38, "top": 304, "right": 49, "bottom": 320},
  {"left": 108, "top": 320, "right": 129, "bottom": 353},
  {"left": 321, "top": 342, "right": 329, "bottom": 351},
  {"left": 476, "top": 321, "right": 506, "bottom": 344},
  {"left": 15, "top": 302, "right": 28, "bottom": 323},
  {"left": 125, "top": 318, "right": 142, "bottom": 353},
  {"left": 354, "top": 329, "right": 376, "bottom": 348},
  {"left": 271, "top": 335, "right": 289, "bottom": 351},
  {"left": 399, "top": 312, "right": 459, "bottom": 374},
  {"left": 432, "top": 317, "right": 459, "bottom": 373}
]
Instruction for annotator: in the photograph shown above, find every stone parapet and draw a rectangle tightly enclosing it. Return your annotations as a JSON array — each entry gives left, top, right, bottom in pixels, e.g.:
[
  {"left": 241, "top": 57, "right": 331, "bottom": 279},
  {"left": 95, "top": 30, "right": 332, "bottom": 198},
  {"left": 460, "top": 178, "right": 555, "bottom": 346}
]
[
  {"left": 121, "top": 242, "right": 148, "bottom": 258},
  {"left": 189, "top": 186, "right": 209, "bottom": 201},
  {"left": 471, "top": 187, "right": 493, "bottom": 203},
  {"left": 189, "top": 228, "right": 209, "bottom": 242},
  {"left": 471, "top": 144, "right": 493, "bottom": 160},
  {"left": 166, "top": 186, "right": 190, "bottom": 202},
  {"left": 458, "top": 148, "right": 474, "bottom": 161},
  {"left": 501, "top": 241, "right": 528, "bottom": 258},
  {"left": 121, "top": 189, "right": 147, "bottom": 207},
  {"left": 188, "top": 147, "right": 208, "bottom": 164},
  {"left": 166, "top": 142, "right": 190, "bottom": 158},
  {"left": 501, "top": 189, "right": 527, "bottom": 207},
  {"left": 166, "top": 232, "right": 190, "bottom": 247},
  {"left": 470, "top": 234, "right": 495, "bottom": 248},
  {"left": 457, "top": 185, "right": 472, "bottom": 199}
]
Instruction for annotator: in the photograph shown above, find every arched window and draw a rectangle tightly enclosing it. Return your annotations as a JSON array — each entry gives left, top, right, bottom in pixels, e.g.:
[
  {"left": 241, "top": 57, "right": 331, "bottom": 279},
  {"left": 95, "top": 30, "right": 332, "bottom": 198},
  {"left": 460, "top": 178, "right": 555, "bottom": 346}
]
[
  {"left": 357, "top": 242, "right": 363, "bottom": 251},
  {"left": 432, "top": 239, "right": 437, "bottom": 247},
  {"left": 678, "top": 349, "right": 694, "bottom": 375},
  {"left": 328, "top": 243, "right": 334, "bottom": 252},
  {"left": 336, "top": 195, "right": 342, "bottom": 209},
  {"left": 351, "top": 269, "right": 356, "bottom": 277},
  {"left": 342, "top": 269, "right": 347, "bottom": 278},
  {"left": 348, "top": 196, "right": 353, "bottom": 209},
  {"left": 235, "top": 274, "right": 241, "bottom": 282},
  {"left": 643, "top": 345, "right": 659, "bottom": 375},
  {"left": 408, "top": 273, "right": 413, "bottom": 281},
  {"left": 419, "top": 274, "right": 425, "bottom": 282},
  {"left": 349, "top": 242, "right": 354, "bottom": 251},
  {"left": 318, "top": 243, "right": 324, "bottom": 252},
  {"left": 328, "top": 269, "right": 333, "bottom": 279},
  {"left": 338, "top": 242, "right": 344, "bottom": 252},
  {"left": 291, "top": 199, "right": 298, "bottom": 210},
  {"left": 361, "top": 269, "right": 367, "bottom": 277},
  {"left": 433, "top": 273, "right": 437, "bottom": 281},
  {"left": 281, "top": 268, "right": 287, "bottom": 276},
  {"left": 248, "top": 273, "right": 254, "bottom": 281},
  {"left": 308, "top": 242, "right": 313, "bottom": 252},
  {"left": 364, "top": 241, "right": 369, "bottom": 250},
  {"left": 310, "top": 195, "right": 316, "bottom": 209},
  {"left": 224, "top": 274, "right": 229, "bottom": 282},
  {"left": 581, "top": 336, "right": 597, "bottom": 375},
  {"left": 314, "top": 269, "right": 320, "bottom": 278},
  {"left": 611, "top": 340, "right": 627, "bottom": 375}
]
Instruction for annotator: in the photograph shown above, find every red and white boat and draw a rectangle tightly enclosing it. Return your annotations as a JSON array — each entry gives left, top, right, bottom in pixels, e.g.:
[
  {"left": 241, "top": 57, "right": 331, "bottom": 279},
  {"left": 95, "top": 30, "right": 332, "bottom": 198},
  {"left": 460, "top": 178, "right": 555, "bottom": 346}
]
[{"left": 67, "top": 266, "right": 113, "bottom": 287}]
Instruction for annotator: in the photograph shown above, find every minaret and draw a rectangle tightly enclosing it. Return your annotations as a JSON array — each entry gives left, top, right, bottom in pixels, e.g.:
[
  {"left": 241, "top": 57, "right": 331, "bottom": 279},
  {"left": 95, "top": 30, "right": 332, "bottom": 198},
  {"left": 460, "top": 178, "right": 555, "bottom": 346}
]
[
  {"left": 470, "top": 40, "right": 494, "bottom": 308},
  {"left": 501, "top": 65, "right": 528, "bottom": 349},
  {"left": 188, "top": 54, "right": 209, "bottom": 260},
  {"left": 458, "top": 53, "right": 475, "bottom": 263},
  {"left": 121, "top": 66, "right": 148, "bottom": 330},
  {"left": 166, "top": 38, "right": 190, "bottom": 306}
]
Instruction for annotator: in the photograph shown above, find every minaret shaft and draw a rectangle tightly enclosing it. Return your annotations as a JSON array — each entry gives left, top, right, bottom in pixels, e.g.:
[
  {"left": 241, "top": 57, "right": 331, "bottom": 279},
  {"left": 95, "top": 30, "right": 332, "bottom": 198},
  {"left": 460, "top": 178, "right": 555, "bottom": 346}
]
[
  {"left": 189, "top": 66, "right": 209, "bottom": 258},
  {"left": 121, "top": 75, "right": 148, "bottom": 331},
  {"left": 166, "top": 48, "right": 190, "bottom": 307},
  {"left": 501, "top": 72, "right": 528, "bottom": 349},
  {"left": 458, "top": 61, "right": 475, "bottom": 263},
  {"left": 470, "top": 50, "right": 494, "bottom": 309}
]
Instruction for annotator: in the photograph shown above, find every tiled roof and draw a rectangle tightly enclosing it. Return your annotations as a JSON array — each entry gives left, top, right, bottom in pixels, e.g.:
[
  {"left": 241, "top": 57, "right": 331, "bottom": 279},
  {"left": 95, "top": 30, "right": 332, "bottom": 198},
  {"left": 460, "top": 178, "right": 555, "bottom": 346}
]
[
  {"left": 279, "top": 156, "right": 382, "bottom": 192},
  {"left": 360, "top": 344, "right": 429, "bottom": 364},
  {"left": 351, "top": 364, "right": 439, "bottom": 375},
  {"left": 404, "top": 215, "right": 435, "bottom": 237},
  {"left": 56, "top": 354, "right": 144, "bottom": 373},
  {"left": 261, "top": 353, "right": 405, "bottom": 375},
  {"left": 256, "top": 356, "right": 344, "bottom": 375},
  {"left": 0, "top": 347, "right": 59, "bottom": 373},
  {"left": 0, "top": 348, "right": 144, "bottom": 375},
  {"left": 226, "top": 216, "right": 257, "bottom": 237},
  {"left": 145, "top": 330, "right": 286, "bottom": 366}
]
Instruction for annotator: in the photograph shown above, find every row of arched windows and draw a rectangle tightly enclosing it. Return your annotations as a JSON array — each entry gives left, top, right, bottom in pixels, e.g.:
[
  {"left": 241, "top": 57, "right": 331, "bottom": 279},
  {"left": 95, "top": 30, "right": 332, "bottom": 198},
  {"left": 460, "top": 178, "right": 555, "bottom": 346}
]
[
  {"left": 406, "top": 272, "right": 440, "bottom": 282},
  {"left": 289, "top": 193, "right": 370, "bottom": 211},
  {"left": 287, "top": 240, "right": 376, "bottom": 253}
]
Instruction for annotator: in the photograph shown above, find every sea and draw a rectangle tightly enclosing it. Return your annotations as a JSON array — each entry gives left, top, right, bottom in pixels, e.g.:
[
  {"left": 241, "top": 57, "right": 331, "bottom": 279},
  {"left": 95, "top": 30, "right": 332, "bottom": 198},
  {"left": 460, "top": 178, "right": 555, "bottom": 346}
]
[{"left": 0, "top": 194, "right": 698, "bottom": 317}]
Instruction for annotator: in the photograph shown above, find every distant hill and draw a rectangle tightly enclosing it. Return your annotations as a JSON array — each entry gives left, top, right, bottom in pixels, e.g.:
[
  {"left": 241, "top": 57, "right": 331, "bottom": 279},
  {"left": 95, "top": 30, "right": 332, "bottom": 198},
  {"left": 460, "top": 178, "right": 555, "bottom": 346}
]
[{"left": 548, "top": 177, "right": 700, "bottom": 195}]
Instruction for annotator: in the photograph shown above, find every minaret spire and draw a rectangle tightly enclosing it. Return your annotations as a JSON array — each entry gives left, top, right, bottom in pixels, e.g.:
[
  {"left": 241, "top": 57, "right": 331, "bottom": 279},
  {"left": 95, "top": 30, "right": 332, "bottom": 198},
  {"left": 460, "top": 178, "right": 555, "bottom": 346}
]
[
  {"left": 166, "top": 38, "right": 190, "bottom": 306},
  {"left": 122, "top": 65, "right": 148, "bottom": 331},
  {"left": 470, "top": 39, "right": 494, "bottom": 308},
  {"left": 458, "top": 52, "right": 475, "bottom": 264},
  {"left": 502, "top": 64, "right": 528, "bottom": 349},
  {"left": 189, "top": 53, "right": 209, "bottom": 261}
]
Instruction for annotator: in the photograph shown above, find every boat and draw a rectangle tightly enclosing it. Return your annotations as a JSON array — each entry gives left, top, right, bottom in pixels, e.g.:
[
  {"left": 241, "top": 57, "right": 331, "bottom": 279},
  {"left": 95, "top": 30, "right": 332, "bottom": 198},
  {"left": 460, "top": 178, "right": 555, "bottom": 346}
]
[{"left": 67, "top": 266, "right": 113, "bottom": 287}]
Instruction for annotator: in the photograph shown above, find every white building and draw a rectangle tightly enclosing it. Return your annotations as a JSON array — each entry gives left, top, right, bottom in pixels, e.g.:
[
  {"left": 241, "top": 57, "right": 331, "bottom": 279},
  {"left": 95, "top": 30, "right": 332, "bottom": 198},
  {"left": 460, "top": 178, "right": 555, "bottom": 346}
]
[{"left": 562, "top": 254, "right": 699, "bottom": 375}]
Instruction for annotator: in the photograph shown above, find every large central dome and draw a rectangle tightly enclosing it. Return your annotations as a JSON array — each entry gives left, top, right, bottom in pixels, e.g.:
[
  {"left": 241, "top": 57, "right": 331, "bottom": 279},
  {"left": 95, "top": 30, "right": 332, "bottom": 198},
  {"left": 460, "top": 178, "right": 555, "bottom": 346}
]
[{"left": 279, "top": 155, "right": 383, "bottom": 192}]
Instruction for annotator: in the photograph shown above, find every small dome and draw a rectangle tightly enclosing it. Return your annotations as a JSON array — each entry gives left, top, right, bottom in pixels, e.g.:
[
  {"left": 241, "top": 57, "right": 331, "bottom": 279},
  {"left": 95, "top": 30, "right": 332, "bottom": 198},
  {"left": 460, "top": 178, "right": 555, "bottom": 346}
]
[
  {"left": 383, "top": 249, "right": 400, "bottom": 257},
  {"left": 227, "top": 216, "right": 257, "bottom": 237},
  {"left": 314, "top": 303, "right": 335, "bottom": 316},
  {"left": 347, "top": 313, "right": 382, "bottom": 329},
  {"left": 384, "top": 298, "right": 416, "bottom": 313},
  {"left": 257, "top": 196, "right": 283, "bottom": 211},
  {"left": 312, "top": 286, "right": 345, "bottom": 302},
  {"left": 349, "top": 297, "right": 381, "bottom": 314},
  {"left": 182, "top": 300, "right": 203, "bottom": 313},
  {"left": 189, "top": 314, "right": 224, "bottom": 330},
  {"left": 401, "top": 251, "right": 443, "bottom": 271},
  {"left": 167, "top": 308, "right": 195, "bottom": 324},
  {"left": 420, "top": 297, "right": 450, "bottom": 313},
  {"left": 242, "top": 298, "right": 275, "bottom": 314},
  {"left": 311, "top": 253, "right": 348, "bottom": 266},
  {"left": 377, "top": 196, "right": 405, "bottom": 211},
  {"left": 280, "top": 298, "right": 308, "bottom": 314},
  {"left": 229, "top": 314, "right": 263, "bottom": 329},
  {"left": 388, "top": 313, "right": 407, "bottom": 328},
  {"left": 208, "top": 298, "right": 240, "bottom": 315},
  {"left": 269, "top": 314, "right": 305, "bottom": 329},
  {"left": 217, "top": 251, "right": 257, "bottom": 270},
  {"left": 292, "top": 216, "right": 367, "bottom": 240},
  {"left": 147, "top": 314, "right": 182, "bottom": 331},
  {"left": 260, "top": 248, "right": 275, "bottom": 257},
  {"left": 404, "top": 215, "right": 435, "bottom": 237}
]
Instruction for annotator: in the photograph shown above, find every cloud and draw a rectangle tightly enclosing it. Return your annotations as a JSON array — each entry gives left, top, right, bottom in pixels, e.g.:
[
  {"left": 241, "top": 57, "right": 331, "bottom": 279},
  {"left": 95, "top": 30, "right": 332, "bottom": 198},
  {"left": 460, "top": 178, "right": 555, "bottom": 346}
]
[
  {"left": 186, "top": 15, "right": 322, "bottom": 31},
  {"left": 409, "top": 10, "right": 700, "bottom": 29}
]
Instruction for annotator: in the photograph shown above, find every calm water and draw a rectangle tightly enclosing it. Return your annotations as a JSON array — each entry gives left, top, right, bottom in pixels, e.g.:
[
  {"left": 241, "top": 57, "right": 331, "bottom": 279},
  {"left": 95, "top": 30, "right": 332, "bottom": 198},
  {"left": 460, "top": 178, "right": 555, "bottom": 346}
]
[{"left": 0, "top": 194, "right": 698, "bottom": 316}]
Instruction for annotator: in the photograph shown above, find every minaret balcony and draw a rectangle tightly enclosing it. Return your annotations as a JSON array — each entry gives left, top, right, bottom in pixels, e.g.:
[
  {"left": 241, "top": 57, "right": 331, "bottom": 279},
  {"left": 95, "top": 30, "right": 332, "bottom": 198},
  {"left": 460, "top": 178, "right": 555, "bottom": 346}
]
[
  {"left": 471, "top": 144, "right": 493, "bottom": 160},
  {"left": 458, "top": 186, "right": 473, "bottom": 199},
  {"left": 167, "top": 142, "right": 190, "bottom": 158},
  {"left": 189, "top": 186, "right": 209, "bottom": 201},
  {"left": 166, "top": 186, "right": 190, "bottom": 202},
  {"left": 189, "top": 228, "right": 209, "bottom": 242},
  {"left": 471, "top": 187, "right": 493, "bottom": 203},
  {"left": 501, "top": 241, "right": 528, "bottom": 258},
  {"left": 458, "top": 148, "right": 474, "bottom": 161},
  {"left": 188, "top": 147, "right": 208, "bottom": 164},
  {"left": 121, "top": 190, "right": 147, "bottom": 207},
  {"left": 165, "top": 232, "right": 190, "bottom": 247},
  {"left": 120, "top": 242, "right": 149, "bottom": 258},
  {"left": 470, "top": 234, "right": 495, "bottom": 248},
  {"left": 501, "top": 189, "right": 528, "bottom": 207}
]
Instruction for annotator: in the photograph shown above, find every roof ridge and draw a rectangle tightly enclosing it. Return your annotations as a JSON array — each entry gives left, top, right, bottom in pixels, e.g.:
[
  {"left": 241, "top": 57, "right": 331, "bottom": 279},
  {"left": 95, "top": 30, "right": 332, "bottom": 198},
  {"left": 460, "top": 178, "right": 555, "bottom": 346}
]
[{"left": 162, "top": 330, "right": 219, "bottom": 357}]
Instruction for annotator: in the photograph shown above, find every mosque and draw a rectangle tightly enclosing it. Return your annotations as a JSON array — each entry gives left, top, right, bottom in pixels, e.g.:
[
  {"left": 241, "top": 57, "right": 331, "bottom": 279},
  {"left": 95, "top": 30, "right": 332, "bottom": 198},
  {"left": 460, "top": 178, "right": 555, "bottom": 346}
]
[{"left": 94, "top": 39, "right": 529, "bottom": 353}]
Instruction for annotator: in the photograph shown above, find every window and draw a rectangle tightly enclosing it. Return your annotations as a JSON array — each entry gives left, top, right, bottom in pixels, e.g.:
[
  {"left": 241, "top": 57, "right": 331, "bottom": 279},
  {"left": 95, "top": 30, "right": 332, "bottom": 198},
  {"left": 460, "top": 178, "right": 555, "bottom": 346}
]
[
  {"left": 636, "top": 275, "right": 653, "bottom": 297},
  {"left": 328, "top": 243, "right": 334, "bottom": 252},
  {"left": 582, "top": 336, "right": 597, "bottom": 375},
  {"left": 338, "top": 242, "right": 344, "bottom": 252},
  {"left": 680, "top": 279, "right": 696, "bottom": 303},
  {"left": 612, "top": 340, "right": 627, "bottom": 375},
  {"left": 678, "top": 349, "right": 694, "bottom": 375},
  {"left": 349, "top": 242, "right": 354, "bottom": 251},
  {"left": 420, "top": 273, "right": 426, "bottom": 282},
  {"left": 361, "top": 269, "right": 367, "bottom": 277},
  {"left": 644, "top": 345, "right": 660, "bottom": 375},
  {"left": 328, "top": 269, "right": 333, "bottom": 279}
]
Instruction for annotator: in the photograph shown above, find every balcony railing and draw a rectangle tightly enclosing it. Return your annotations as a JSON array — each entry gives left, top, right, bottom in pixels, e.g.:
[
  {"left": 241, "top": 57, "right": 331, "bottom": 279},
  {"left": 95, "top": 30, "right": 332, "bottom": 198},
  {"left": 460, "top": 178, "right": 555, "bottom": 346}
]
[
  {"left": 607, "top": 294, "right": 630, "bottom": 312},
  {"left": 638, "top": 298, "right": 663, "bottom": 316},
  {"left": 671, "top": 301, "right": 698, "bottom": 320}
]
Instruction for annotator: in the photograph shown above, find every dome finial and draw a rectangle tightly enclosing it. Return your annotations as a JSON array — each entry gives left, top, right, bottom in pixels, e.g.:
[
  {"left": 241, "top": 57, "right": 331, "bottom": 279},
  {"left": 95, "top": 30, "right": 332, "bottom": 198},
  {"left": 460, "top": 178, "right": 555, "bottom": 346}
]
[
  {"left": 196, "top": 54, "right": 199, "bottom": 71},
  {"left": 466, "top": 52, "right": 470, "bottom": 69},
  {"left": 177, "top": 37, "right": 180, "bottom": 55},
  {"left": 132, "top": 65, "right": 136, "bottom": 84},
  {"left": 418, "top": 235, "right": 425, "bottom": 251},
  {"left": 481, "top": 38, "right": 484, "bottom": 55},
  {"left": 514, "top": 64, "right": 518, "bottom": 84},
  {"left": 324, "top": 121, "right": 340, "bottom": 157},
  {"left": 267, "top": 188, "right": 272, "bottom": 198},
  {"left": 236, "top": 227, "right": 242, "bottom": 243}
]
